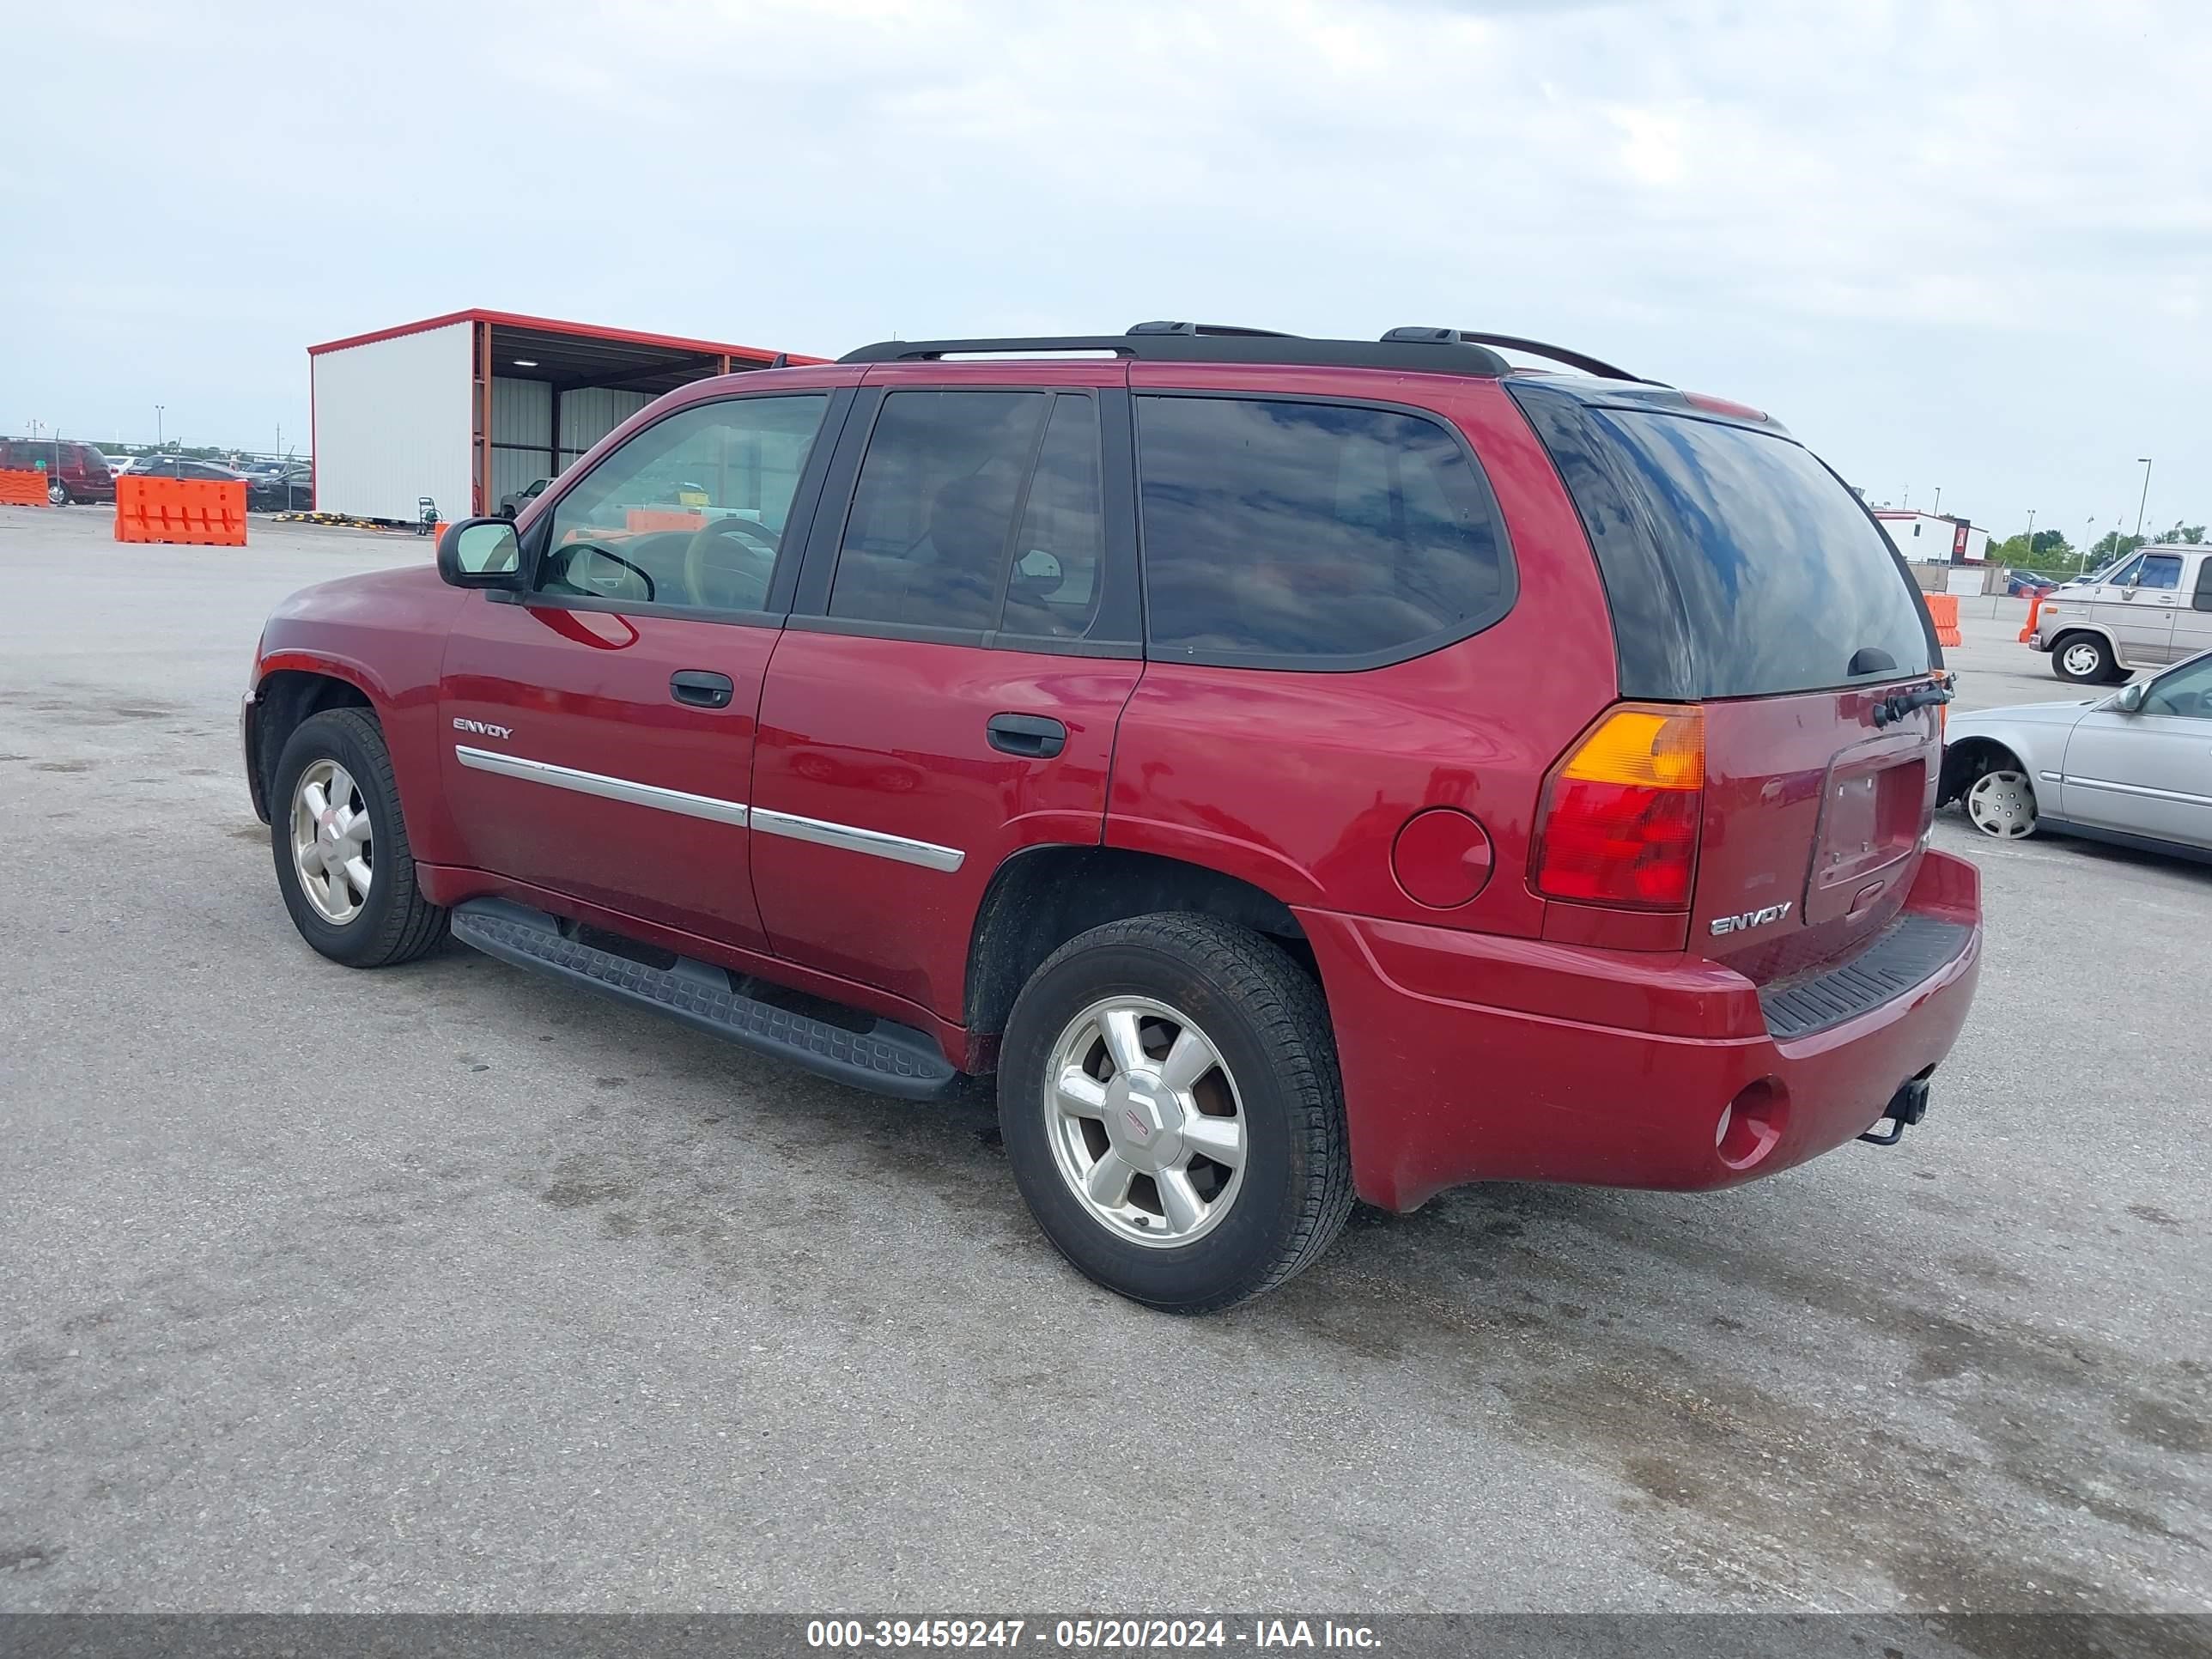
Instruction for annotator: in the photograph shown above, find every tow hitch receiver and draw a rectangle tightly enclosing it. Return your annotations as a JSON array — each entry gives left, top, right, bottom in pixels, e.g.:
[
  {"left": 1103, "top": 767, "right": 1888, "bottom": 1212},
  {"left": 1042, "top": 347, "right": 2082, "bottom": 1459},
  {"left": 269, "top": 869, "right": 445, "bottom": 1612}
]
[{"left": 1859, "top": 1076, "right": 1932, "bottom": 1146}]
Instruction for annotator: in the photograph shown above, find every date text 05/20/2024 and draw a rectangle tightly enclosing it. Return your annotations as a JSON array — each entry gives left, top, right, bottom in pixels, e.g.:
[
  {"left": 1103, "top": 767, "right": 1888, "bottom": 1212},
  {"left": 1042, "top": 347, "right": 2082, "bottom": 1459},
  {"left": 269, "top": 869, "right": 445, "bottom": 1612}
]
[{"left": 805, "top": 1620, "right": 1381, "bottom": 1650}]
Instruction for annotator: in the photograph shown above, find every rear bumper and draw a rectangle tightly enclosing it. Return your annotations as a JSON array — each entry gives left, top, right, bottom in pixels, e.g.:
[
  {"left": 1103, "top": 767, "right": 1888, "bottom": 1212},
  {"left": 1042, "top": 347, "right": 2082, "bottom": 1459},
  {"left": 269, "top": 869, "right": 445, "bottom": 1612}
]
[{"left": 1299, "top": 848, "right": 1983, "bottom": 1212}]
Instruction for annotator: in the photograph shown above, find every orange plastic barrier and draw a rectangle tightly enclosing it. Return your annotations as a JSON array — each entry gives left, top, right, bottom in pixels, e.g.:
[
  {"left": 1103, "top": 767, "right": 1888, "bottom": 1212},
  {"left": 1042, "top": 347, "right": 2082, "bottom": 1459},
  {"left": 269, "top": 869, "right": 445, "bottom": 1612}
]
[
  {"left": 2019, "top": 593, "right": 2045, "bottom": 644},
  {"left": 114, "top": 475, "right": 247, "bottom": 546},
  {"left": 625, "top": 507, "right": 705, "bottom": 532},
  {"left": 1924, "top": 592, "right": 1962, "bottom": 648},
  {"left": 0, "top": 469, "right": 49, "bottom": 507}
]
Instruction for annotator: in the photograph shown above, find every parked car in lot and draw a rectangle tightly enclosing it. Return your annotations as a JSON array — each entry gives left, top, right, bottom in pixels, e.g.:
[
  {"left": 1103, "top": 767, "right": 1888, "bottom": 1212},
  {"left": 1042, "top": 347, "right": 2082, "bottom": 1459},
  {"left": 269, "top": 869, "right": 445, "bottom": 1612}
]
[
  {"left": 132, "top": 454, "right": 246, "bottom": 483},
  {"left": 2027, "top": 542, "right": 2212, "bottom": 684},
  {"left": 2006, "top": 568, "right": 2058, "bottom": 598},
  {"left": 499, "top": 477, "right": 550, "bottom": 519},
  {"left": 244, "top": 463, "right": 313, "bottom": 513},
  {"left": 1942, "top": 650, "right": 2212, "bottom": 860},
  {"left": 240, "top": 321, "right": 1982, "bottom": 1311},
  {"left": 0, "top": 437, "right": 118, "bottom": 505}
]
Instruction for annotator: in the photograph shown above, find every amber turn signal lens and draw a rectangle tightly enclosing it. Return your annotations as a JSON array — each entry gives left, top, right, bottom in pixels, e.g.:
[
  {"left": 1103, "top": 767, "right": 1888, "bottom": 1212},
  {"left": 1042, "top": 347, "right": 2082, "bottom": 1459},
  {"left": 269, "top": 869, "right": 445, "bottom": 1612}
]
[{"left": 1557, "top": 708, "right": 1705, "bottom": 791}]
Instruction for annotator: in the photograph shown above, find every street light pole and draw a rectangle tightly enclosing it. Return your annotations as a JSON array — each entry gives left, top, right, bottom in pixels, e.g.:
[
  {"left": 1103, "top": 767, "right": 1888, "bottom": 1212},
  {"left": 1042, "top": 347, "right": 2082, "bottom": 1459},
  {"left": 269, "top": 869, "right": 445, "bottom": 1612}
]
[
  {"left": 155, "top": 405, "right": 165, "bottom": 448},
  {"left": 1934, "top": 485, "right": 1942, "bottom": 514},
  {"left": 2135, "top": 458, "right": 2153, "bottom": 539}
]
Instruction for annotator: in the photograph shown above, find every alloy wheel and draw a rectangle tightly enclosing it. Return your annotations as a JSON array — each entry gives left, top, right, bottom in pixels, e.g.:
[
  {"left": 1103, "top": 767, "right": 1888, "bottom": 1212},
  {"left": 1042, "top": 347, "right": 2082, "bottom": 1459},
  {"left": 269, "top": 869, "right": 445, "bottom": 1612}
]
[
  {"left": 1043, "top": 996, "right": 1248, "bottom": 1249},
  {"left": 289, "top": 758, "right": 373, "bottom": 923}
]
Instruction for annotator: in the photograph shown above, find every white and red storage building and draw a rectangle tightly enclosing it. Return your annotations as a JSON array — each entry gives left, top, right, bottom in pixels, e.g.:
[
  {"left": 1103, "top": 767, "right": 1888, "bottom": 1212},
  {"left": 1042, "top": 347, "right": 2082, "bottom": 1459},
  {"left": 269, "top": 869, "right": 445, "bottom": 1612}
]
[{"left": 307, "top": 309, "right": 811, "bottom": 522}]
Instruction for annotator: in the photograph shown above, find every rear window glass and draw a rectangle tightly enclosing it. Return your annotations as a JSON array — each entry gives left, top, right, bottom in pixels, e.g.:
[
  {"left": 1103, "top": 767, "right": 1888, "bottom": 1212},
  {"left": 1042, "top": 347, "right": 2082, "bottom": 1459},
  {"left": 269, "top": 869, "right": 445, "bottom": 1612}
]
[
  {"left": 1586, "top": 410, "right": 1932, "bottom": 696},
  {"left": 1135, "top": 396, "right": 1511, "bottom": 665}
]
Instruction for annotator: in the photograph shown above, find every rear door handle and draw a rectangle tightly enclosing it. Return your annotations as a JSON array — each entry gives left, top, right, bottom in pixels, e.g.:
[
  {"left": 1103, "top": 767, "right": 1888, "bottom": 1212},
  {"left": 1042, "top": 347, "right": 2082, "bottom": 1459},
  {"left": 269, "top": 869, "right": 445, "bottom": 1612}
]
[
  {"left": 670, "top": 670, "right": 734, "bottom": 709},
  {"left": 987, "top": 712, "right": 1066, "bottom": 758}
]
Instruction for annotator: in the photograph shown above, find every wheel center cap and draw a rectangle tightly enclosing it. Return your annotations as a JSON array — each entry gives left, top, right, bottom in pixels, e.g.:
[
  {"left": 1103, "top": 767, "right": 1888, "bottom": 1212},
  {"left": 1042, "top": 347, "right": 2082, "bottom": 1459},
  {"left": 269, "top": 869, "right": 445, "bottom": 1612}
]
[{"left": 1103, "top": 1073, "right": 1182, "bottom": 1173}]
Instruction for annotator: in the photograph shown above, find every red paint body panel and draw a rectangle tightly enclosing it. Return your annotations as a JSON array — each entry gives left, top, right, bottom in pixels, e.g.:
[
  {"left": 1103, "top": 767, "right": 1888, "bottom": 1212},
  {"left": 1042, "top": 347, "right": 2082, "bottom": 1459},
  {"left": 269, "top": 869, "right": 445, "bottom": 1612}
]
[
  {"left": 256, "top": 564, "right": 471, "bottom": 863},
  {"left": 438, "top": 594, "right": 780, "bottom": 952},
  {"left": 1307, "top": 848, "right": 1981, "bottom": 1211},
  {"left": 1692, "top": 687, "right": 1944, "bottom": 982},
  {"left": 1109, "top": 370, "right": 1618, "bottom": 939},
  {"left": 750, "top": 631, "right": 1142, "bottom": 1017}
]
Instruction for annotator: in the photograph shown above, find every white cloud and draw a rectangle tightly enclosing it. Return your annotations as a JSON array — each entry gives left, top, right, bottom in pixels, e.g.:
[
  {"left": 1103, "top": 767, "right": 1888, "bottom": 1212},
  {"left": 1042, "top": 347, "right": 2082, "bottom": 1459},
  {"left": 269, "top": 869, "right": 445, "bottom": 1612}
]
[{"left": 1, "top": 0, "right": 2204, "bottom": 535}]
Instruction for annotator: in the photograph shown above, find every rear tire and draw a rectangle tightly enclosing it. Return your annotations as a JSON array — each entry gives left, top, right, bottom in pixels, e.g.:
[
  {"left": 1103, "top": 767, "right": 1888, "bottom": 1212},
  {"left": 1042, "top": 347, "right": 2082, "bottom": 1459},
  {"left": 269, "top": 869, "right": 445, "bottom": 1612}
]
[
  {"left": 47, "top": 481, "right": 69, "bottom": 507},
  {"left": 2052, "top": 632, "right": 2116, "bottom": 684},
  {"left": 270, "top": 708, "right": 447, "bottom": 967},
  {"left": 998, "top": 914, "right": 1354, "bottom": 1314}
]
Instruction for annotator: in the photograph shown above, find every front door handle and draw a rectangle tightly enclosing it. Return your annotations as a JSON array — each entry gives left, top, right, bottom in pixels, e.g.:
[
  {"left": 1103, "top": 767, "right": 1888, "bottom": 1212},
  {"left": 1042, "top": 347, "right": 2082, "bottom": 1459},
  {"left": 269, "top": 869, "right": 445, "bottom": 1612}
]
[
  {"left": 671, "top": 670, "right": 734, "bottom": 709},
  {"left": 987, "top": 712, "right": 1067, "bottom": 759}
]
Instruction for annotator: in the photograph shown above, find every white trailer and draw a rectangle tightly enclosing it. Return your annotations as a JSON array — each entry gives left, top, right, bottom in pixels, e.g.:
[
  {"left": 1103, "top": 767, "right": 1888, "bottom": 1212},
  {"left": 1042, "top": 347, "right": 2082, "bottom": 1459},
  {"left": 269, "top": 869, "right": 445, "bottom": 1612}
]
[
  {"left": 307, "top": 309, "right": 801, "bottom": 523},
  {"left": 1872, "top": 509, "right": 1990, "bottom": 567}
]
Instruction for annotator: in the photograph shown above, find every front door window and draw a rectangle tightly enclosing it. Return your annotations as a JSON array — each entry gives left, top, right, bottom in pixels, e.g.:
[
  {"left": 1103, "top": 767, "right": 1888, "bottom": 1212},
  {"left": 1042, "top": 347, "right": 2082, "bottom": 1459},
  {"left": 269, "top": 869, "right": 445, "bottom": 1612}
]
[
  {"left": 539, "top": 394, "right": 830, "bottom": 613},
  {"left": 2143, "top": 655, "right": 2212, "bottom": 720}
]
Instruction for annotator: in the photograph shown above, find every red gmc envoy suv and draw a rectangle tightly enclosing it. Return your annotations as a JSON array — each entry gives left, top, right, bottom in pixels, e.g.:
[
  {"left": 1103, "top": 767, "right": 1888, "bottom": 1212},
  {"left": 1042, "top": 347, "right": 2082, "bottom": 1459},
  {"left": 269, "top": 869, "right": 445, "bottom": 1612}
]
[{"left": 242, "top": 322, "right": 1982, "bottom": 1311}]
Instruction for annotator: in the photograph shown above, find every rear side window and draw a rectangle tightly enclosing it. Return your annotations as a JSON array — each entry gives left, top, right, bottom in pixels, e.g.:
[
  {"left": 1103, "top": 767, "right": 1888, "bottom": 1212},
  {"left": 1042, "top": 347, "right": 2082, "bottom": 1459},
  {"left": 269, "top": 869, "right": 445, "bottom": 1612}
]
[
  {"left": 1000, "top": 396, "right": 1105, "bottom": 640},
  {"left": 1134, "top": 396, "right": 1511, "bottom": 666},
  {"left": 1515, "top": 384, "right": 1933, "bottom": 697},
  {"left": 831, "top": 391, "right": 1048, "bottom": 631}
]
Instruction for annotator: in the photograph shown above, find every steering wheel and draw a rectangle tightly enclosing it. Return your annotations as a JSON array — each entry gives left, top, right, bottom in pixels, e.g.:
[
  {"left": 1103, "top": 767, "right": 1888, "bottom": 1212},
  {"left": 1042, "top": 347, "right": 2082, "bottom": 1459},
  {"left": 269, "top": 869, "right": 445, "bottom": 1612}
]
[{"left": 684, "top": 516, "right": 781, "bottom": 611}]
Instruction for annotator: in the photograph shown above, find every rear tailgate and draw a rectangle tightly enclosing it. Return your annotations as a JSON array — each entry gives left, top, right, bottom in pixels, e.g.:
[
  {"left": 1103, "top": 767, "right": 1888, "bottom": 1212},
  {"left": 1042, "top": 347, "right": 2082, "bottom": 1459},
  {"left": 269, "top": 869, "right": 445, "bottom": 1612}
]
[
  {"left": 1508, "top": 378, "right": 1946, "bottom": 981},
  {"left": 1698, "top": 687, "right": 1942, "bottom": 982}
]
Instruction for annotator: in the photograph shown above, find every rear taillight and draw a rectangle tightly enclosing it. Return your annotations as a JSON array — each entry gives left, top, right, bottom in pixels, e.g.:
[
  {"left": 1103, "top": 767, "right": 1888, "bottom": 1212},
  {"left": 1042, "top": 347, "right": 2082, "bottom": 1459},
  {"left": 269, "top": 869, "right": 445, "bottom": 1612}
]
[{"left": 1534, "top": 705, "right": 1705, "bottom": 909}]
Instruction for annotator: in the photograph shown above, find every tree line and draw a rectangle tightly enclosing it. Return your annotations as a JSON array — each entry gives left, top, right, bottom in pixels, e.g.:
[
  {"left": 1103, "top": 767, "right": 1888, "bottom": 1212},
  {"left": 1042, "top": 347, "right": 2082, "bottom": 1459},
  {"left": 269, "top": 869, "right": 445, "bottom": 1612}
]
[{"left": 1988, "top": 520, "right": 2207, "bottom": 573}]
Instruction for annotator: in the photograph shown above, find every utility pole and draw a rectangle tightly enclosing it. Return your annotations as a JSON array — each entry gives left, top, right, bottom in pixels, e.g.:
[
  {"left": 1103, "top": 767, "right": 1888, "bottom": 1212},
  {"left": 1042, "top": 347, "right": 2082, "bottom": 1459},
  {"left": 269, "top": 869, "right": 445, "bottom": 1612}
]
[{"left": 2135, "top": 458, "right": 2154, "bottom": 538}]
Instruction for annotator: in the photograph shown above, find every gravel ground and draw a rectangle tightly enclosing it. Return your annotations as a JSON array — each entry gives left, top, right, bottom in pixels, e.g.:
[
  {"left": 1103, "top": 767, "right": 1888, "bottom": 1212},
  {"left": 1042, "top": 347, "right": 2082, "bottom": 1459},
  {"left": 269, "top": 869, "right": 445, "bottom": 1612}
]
[{"left": 1, "top": 505, "right": 2204, "bottom": 1615}]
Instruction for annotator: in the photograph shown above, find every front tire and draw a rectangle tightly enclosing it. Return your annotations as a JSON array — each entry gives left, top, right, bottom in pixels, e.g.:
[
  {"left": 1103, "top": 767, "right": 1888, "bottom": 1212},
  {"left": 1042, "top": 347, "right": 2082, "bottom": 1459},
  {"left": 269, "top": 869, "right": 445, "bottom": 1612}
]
[
  {"left": 999, "top": 915, "right": 1354, "bottom": 1314},
  {"left": 270, "top": 708, "right": 447, "bottom": 967},
  {"left": 2052, "top": 632, "right": 2118, "bottom": 684}
]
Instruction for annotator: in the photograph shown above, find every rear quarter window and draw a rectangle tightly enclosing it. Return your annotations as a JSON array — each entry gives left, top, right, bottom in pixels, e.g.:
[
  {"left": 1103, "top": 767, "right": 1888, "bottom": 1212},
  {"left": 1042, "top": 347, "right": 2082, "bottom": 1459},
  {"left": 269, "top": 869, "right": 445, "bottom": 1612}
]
[
  {"left": 1134, "top": 395, "right": 1513, "bottom": 668},
  {"left": 1513, "top": 383, "right": 1935, "bottom": 699}
]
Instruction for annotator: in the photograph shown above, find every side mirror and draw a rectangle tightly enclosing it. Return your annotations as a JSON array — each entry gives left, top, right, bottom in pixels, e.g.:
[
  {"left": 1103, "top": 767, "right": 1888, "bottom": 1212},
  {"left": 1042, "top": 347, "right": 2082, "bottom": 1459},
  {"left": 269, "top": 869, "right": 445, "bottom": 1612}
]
[
  {"left": 436, "top": 518, "right": 524, "bottom": 589},
  {"left": 2115, "top": 682, "right": 2148, "bottom": 714}
]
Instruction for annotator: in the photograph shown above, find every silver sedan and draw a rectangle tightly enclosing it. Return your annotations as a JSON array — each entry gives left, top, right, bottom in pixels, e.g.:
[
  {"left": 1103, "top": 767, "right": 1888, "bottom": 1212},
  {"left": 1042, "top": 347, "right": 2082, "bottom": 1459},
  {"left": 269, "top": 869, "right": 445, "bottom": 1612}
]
[{"left": 1941, "top": 650, "right": 2212, "bottom": 859}]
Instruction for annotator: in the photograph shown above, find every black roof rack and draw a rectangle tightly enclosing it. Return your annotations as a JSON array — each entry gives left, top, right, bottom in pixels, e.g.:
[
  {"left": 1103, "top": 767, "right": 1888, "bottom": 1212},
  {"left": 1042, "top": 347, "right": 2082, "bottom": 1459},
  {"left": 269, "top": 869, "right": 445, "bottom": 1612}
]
[
  {"left": 1381, "top": 326, "right": 1658, "bottom": 385},
  {"left": 839, "top": 324, "right": 1512, "bottom": 376},
  {"left": 1125, "top": 320, "right": 1302, "bottom": 338}
]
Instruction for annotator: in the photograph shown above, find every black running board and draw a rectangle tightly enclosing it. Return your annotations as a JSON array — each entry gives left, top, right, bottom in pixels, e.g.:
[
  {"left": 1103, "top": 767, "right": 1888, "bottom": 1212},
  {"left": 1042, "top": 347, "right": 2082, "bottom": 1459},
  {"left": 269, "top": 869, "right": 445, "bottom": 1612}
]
[{"left": 449, "top": 898, "right": 960, "bottom": 1101}]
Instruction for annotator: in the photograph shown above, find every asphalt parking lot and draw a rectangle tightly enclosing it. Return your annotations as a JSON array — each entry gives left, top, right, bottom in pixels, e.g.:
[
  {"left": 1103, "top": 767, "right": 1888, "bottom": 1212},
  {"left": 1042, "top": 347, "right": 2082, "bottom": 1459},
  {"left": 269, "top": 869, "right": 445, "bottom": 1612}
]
[{"left": 2, "top": 503, "right": 2205, "bottom": 1615}]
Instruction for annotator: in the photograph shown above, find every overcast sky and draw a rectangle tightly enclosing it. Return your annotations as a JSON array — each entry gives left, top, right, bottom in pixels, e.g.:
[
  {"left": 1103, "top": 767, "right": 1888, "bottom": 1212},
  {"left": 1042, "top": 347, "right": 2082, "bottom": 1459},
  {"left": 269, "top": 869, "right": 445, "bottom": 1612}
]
[{"left": 5, "top": 0, "right": 2204, "bottom": 544}]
